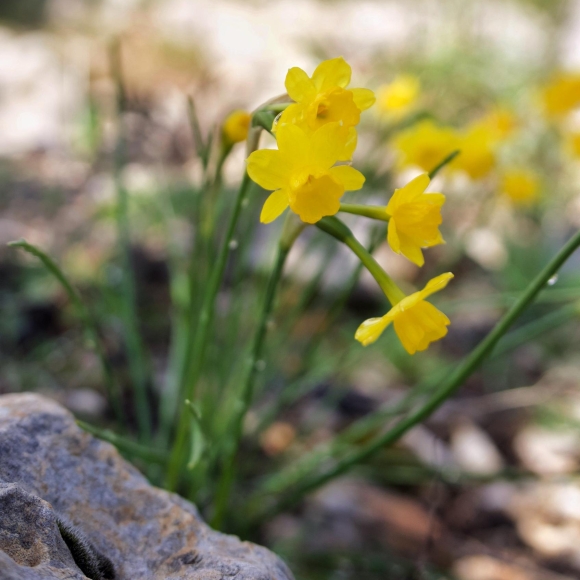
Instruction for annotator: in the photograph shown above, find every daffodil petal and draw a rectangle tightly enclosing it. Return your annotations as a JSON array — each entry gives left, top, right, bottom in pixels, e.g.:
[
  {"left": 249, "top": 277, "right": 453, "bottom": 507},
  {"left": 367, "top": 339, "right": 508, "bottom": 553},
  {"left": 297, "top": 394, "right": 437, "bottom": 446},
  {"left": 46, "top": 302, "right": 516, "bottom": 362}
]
[
  {"left": 355, "top": 314, "right": 393, "bottom": 346},
  {"left": 387, "top": 174, "right": 430, "bottom": 215},
  {"left": 328, "top": 165, "right": 365, "bottom": 191},
  {"left": 312, "top": 57, "right": 352, "bottom": 91},
  {"left": 350, "top": 88, "right": 376, "bottom": 111},
  {"left": 387, "top": 220, "right": 401, "bottom": 254},
  {"left": 398, "top": 234, "right": 425, "bottom": 267},
  {"left": 275, "top": 123, "right": 310, "bottom": 167},
  {"left": 285, "top": 67, "right": 316, "bottom": 103},
  {"left": 247, "top": 149, "right": 291, "bottom": 191},
  {"left": 310, "top": 123, "right": 349, "bottom": 169},
  {"left": 420, "top": 272, "right": 454, "bottom": 299},
  {"left": 260, "top": 189, "right": 289, "bottom": 224},
  {"left": 276, "top": 103, "right": 305, "bottom": 129},
  {"left": 337, "top": 127, "right": 358, "bottom": 161}
]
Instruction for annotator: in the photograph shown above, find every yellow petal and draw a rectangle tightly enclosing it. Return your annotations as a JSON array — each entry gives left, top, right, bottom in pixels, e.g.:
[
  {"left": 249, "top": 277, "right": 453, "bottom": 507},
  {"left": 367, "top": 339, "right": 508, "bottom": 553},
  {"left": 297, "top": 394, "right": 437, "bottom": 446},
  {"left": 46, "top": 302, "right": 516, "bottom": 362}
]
[
  {"left": 350, "top": 88, "right": 376, "bottom": 111},
  {"left": 338, "top": 127, "right": 358, "bottom": 161},
  {"left": 285, "top": 67, "right": 316, "bottom": 103},
  {"left": 395, "top": 302, "right": 450, "bottom": 354},
  {"left": 289, "top": 173, "right": 343, "bottom": 223},
  {"left": 397, "top": 234, "right": 425, "bottom": 267},
  {"left": 276, "top": 103, "right": 306, "bottom": 130},
  {"left": 355, "top": 314, "right": 393, "bottom": 346},
  {"left": 275, "top": 123, "right": 310, "bottom": 167},
  {"left": 387, "top": 220, "right": 401, "bottom": 254},
  {"left": 393, "top": 313, "right": 424, "bottom": 354},
  {"left": 328, "top": 166, "right": 365, "bottom": 191},
  {"left": 260, "top": 189, "right": 289, "bottom": 224},
  {"left": 312, "top": 57, "right": 352, "bottom": 91},
  {"left": 247, "top": 149, "right": 290, "bottom": 191},
  {"left": 310, "top": 123, "right": 349, "bottom": 169},
  {"left": 419, "top": 272, "right": 454, "bottom": 300},
  {"left": 386, "top": 173, "right": 430, "bottom": 214}
]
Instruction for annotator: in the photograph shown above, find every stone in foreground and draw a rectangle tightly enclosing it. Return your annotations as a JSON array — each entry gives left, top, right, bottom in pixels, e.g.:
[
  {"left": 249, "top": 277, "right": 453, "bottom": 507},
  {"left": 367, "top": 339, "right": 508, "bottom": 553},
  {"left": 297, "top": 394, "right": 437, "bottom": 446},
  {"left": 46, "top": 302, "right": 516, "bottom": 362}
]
[{"left": 0, "top": 393, "right": 293, "bottom": 580}]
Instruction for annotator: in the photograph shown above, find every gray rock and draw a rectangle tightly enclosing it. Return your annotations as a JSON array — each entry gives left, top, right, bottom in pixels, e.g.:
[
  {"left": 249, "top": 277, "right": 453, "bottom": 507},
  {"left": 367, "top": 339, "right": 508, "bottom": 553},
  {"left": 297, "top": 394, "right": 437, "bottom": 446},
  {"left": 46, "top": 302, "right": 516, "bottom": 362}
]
[{"left": 0, "top": 393, "right": 293, "bottom": 580}]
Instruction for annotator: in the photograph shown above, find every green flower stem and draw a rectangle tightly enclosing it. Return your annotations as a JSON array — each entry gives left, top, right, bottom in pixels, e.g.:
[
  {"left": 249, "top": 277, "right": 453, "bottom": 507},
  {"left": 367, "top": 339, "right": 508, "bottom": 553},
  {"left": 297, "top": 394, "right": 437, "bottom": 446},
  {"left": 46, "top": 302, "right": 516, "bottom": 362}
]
[
  {"left": 428, "top": 150, "right": 460, "bottom": 179},
  {"left": 316, "top": 216, "right": 405, "bottom": 305},
  {"left": 250, "top": 227, "right": 580, "bottom": 523},
  {"left": 339, "top": 149, "right": 458, "bottom": 224},
  {"left": 339, "top": 204, "right": 389, "bottom": 221},
  {"left": 265, "top": 102, "right": 292, "bottom": 113},
  {"left": 8, "top": 240, "right": 124, "bottom": 423},
  {"left": 251, "top": 296, "right": 580, "bottom": 503},
  {"left": 252, "top": 111, "right": 276, "bottom": 135},
  {"left": 165, "top": 171, "right": 252, "bottom": 491},
  {"left": 211, "top": 214, "right": 305, "bottom": 529}
]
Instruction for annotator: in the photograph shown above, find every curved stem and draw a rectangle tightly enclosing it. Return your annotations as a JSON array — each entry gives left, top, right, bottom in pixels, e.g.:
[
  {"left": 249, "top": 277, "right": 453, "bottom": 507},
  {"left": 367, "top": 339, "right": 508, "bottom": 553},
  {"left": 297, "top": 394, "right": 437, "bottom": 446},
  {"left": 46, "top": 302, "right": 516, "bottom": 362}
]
[
  {"left": 8, "top": 240, "right": 124, "bottom": 423},
  {"left": 428, "top": 149, "right": 460, "bottom": 179},
  {"left": 250, "top": 227, "right": 580, "bottom": 523},
  {"left": 316, "top": 216, "right": 405, "bottom": 305}
]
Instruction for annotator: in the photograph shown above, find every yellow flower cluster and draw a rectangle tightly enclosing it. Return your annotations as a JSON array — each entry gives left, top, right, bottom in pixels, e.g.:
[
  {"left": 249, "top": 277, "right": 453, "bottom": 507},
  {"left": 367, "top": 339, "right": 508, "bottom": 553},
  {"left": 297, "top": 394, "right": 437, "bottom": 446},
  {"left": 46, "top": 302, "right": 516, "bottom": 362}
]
[
  {"left": 541, "top": 72, "right": 580, "bottom": 119},
  {"left": 247, "top": 58, "right": 453, "bottom": 355},
  {"left": 393, "top": 109, "right": 518, "bottom": 181},
  {"left": 248, "top": 57, "right": 372, "bottom": 223}
]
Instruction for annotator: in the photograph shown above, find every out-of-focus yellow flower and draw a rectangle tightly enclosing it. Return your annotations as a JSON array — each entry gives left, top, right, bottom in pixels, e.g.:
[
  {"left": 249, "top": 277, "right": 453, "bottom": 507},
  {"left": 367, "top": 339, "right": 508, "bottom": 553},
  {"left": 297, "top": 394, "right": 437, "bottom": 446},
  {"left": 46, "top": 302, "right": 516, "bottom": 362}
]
[
  {"left": 541, "top": 72, "right": 580, "bottom": 119},
  {"left": 277, "top": 57, "right": 375, "bottom": 159},
  {"left": 247, "top": 122, "right": 365, "bottom": 224},
  {"left": 355, "top": 272, "right": 453, "bottom": 354},
  {"left": 476, "top": 107, "right": 517, "bottom": 141},
  {"left": 451, "top": 125, "right": 496, "bottom": 180},
  {"left": 377, "top": 75, "right": 420, "bottom": 118},
  {"left": 394, "top": 120, "right": 459, "bottom": 172},
  {"left": 386, "top": 173, "right": 445, "bottom": 266},
  {"left": 566, "top": 131, "right": 580, "bottom": 158},
  {"left": 222, "top": 110, "right": 251, "bottom": 145},
  {"left": 500, "top": 169, "right": 539, "bottom": 205}
]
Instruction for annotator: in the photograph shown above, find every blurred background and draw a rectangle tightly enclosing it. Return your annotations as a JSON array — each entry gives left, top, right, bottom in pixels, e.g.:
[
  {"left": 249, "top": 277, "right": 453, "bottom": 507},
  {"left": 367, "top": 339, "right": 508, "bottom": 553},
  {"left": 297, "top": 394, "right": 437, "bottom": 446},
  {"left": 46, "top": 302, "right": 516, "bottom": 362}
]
[{"left": 3, "top": 1, "right": 580, "bottom": 579}]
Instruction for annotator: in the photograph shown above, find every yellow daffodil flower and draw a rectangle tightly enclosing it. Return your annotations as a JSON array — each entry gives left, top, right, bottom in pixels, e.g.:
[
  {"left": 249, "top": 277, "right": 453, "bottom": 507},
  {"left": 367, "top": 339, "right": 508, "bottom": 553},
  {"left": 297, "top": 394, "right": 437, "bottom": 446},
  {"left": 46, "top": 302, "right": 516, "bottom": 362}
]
[
  {"left": 247, "top": 122, "right": 365, "bottom": 224},
  {"left": 451, "top": 125, "right": 496, "bottom": 180},
  {"left": 386, "top": 173, "right": 445, "bottom": 266},
  {"left": 394, "top": 120, "right": 459, "bottom": 172},
  {"left": 377, "top": 75, "right": 420, "bottom": 118},
  {"left": 355, "top": 272, "right": 453, "bottom": 354},
  {"left": 541, "top": 72, "right": 580, "bottom": 119},
  {"left": 277, "top": 57, "right": 375, "bottom": 159},
  {"left": 500, "top": 169, "right": 539, "bottom": 205},
  {"left": 476, "top": 107, "right": 517, "bottom": 141},
  {"left": 222, "top": 110, "right": 251, "bottom": 145},
  {"left": 566, "top": 131, "right": 580, "bottom": 158}
]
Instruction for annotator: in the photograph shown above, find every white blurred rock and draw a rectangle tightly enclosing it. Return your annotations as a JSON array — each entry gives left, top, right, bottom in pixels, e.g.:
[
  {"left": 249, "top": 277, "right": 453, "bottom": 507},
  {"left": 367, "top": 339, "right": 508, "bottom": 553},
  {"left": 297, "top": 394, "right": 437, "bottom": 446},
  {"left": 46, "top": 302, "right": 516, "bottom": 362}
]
[
  {"left": 514, "top": 426, "right": 580, "bottom": 475},
  {"left": 465, "top": 228, "right": 508, "bottom": 271},
  {"left": 451, "top": 420, "right": 505, "bottom": 476}
]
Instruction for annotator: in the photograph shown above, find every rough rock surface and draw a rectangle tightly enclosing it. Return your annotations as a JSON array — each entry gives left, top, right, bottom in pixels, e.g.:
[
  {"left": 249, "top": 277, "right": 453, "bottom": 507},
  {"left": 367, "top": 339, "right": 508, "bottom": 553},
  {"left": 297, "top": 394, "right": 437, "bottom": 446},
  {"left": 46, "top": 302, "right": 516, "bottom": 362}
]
[{"left": 0, "top": 393, "right": 293, "bottom": 580}]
